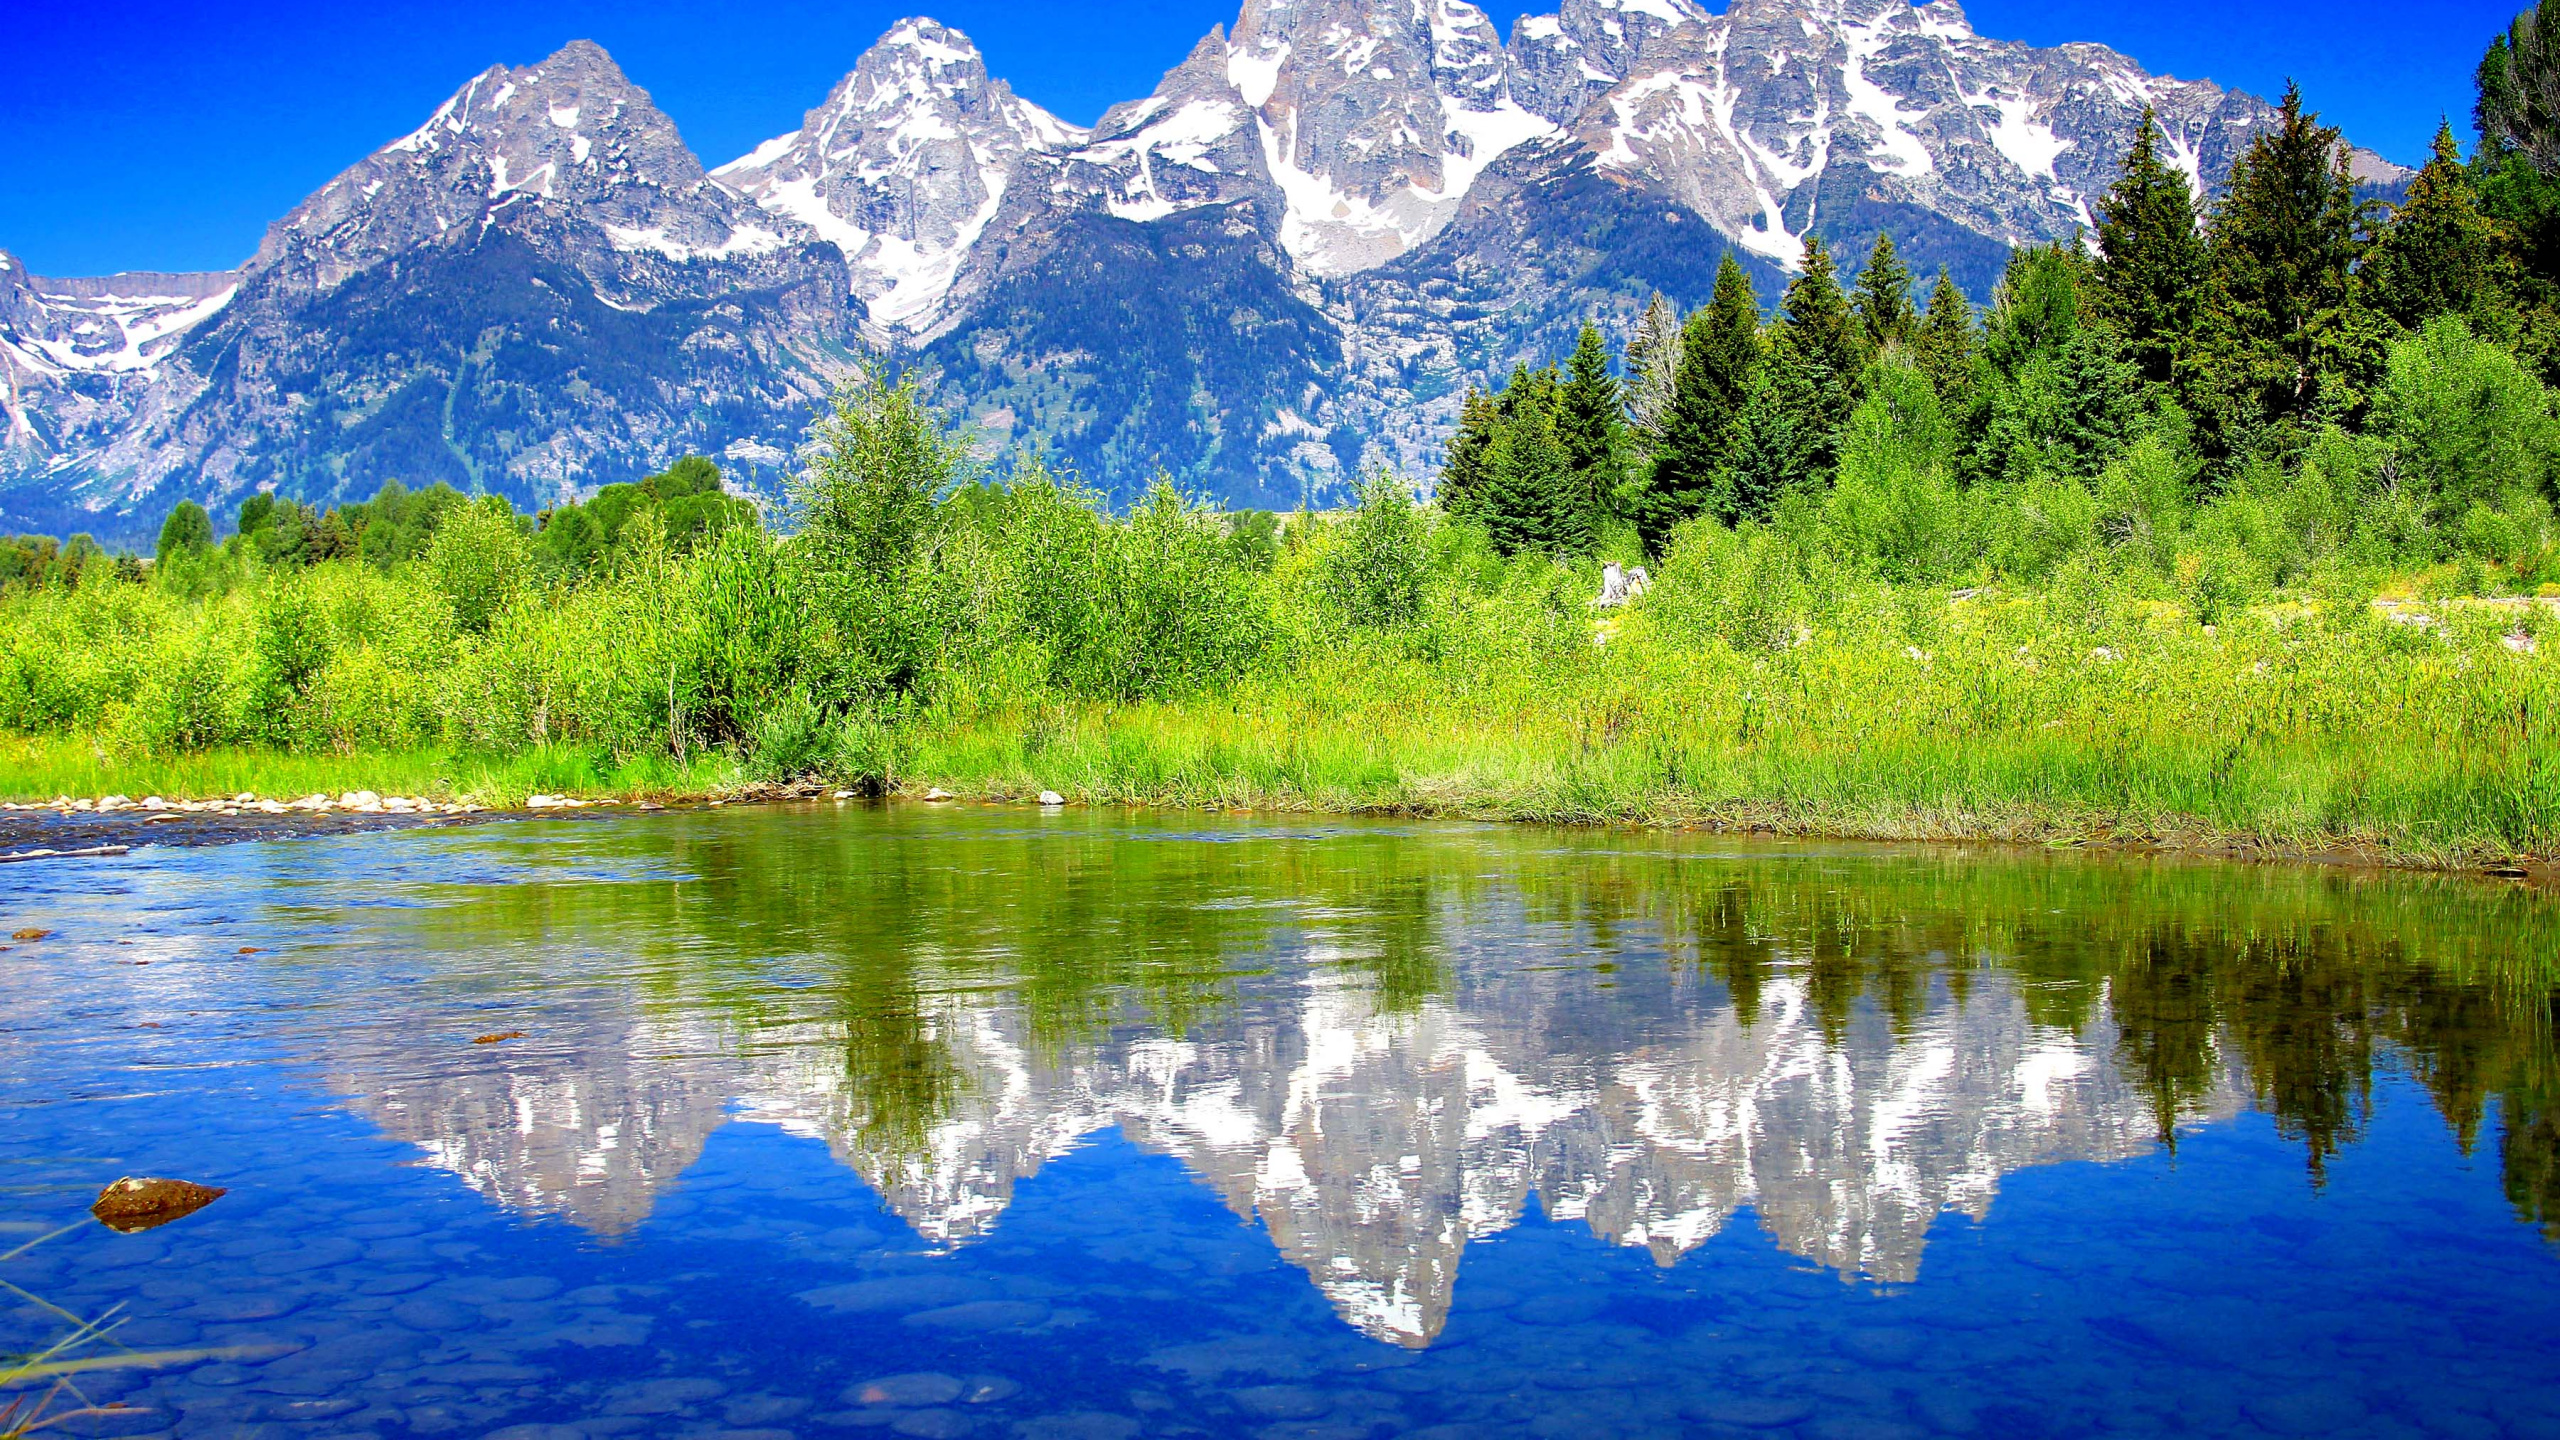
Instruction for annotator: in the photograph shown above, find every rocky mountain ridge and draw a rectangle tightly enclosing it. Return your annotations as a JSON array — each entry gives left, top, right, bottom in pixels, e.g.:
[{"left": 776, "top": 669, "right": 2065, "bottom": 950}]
[{"left": 0, "top": 0, "right": 2408, "bottom": 539}]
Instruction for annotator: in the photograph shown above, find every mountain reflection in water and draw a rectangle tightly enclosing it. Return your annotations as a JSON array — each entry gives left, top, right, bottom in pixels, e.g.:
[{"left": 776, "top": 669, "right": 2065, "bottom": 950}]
[{"left": 220, "top": 807, "right": 2560, "bottom": 1348}]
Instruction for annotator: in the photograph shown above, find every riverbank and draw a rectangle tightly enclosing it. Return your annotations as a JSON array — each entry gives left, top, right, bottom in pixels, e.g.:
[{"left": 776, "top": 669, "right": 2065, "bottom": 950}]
[{"left": 7, "top": 699, "right": 2552, "bottom": 879}]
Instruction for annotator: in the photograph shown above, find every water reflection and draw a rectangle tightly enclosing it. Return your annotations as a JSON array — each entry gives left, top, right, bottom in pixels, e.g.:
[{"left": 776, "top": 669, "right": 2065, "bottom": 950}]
[{"left": 214, "top": 808, "right": 2560, "bottom": 1346}]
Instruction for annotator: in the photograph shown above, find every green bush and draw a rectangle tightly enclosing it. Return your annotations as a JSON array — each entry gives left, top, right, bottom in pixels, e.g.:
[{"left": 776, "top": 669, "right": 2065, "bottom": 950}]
[
  {"left": 1320, "top": 470, "right": 1431, "bottom": 630},
  {"left": 2376, "top": 315, "right": 2560, "bottom": 524},
  {"left": 426, "top": 498, "right": 533, "bottom": 635}
]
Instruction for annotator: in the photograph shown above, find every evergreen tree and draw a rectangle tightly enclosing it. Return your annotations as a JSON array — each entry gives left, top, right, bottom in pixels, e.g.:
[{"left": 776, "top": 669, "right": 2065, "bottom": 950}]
[
  {"left": 2184, "top": 82, "right": 2367, "bottom": 442},
  {"left": 1557, "top": 321, "right": 1626, "bottom": 530},
  {"left": 1438, "top": 387, "right": 1499, "bottom": 523},
  {"left": 2093, "top": 107, "right": 2207, "bottom": 385},
  {"left": 1636, "top": 253, "right": 1762, "bottom": 554},
  {"left": 1497, "top": 363, "right": 1562, "bottom": 430},
  {"left": 1984, "top": 242, "right": 2091, "bottom": 375},
  {"left": 1716, "top": 354, "right": 1811, "bottom": 522},
  {"left": 1913, "top": 268, "right": 1978, "bottom": 400},
  {"left": 2474, "top": 11, "right": 2560, "bottom": 378},
  {"left": 1852, "top": 233, "right": 1916, "bottom": 353},
  {"left": 1483, "top": 389, "right": 1575, "bottom": 555},
  {"left": 1771, "top": 235, "right": 1864, "bottom": 482},
  {"left": 2363, "top": 121, "right": 2505, "bottom": 331},
  {"left": 1622, "top": 294, "right": 1684, "bottom": 443}
]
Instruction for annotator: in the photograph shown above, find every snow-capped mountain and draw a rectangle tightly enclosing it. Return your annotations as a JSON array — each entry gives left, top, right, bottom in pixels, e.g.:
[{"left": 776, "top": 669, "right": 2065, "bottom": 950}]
[
  {"left": 713, "top": 18, "right": 1086, "bottom": 334},
  {"left": 0, "top": 0, "right": 2409, "bottom": 539}
]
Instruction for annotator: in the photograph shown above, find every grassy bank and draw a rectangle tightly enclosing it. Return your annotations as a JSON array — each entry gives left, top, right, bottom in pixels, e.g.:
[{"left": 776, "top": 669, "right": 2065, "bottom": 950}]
[
  {"left": 9, "top": 580, "right": 2552, "bottom": 869},
  {"left": 0, "top": 736, "right": 747, "bottom": 811}
]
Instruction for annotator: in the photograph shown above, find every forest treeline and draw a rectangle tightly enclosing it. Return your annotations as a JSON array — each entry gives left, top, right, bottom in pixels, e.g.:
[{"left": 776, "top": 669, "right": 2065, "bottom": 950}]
[{"left": 1443, "top": 53, "right": 2560, "bottom": 595}]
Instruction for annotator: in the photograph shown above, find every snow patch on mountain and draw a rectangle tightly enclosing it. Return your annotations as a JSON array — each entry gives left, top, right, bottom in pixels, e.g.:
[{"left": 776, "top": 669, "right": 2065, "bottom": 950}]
[{"left": 717, "top": 17, "right": 1083, "bottom": 333}]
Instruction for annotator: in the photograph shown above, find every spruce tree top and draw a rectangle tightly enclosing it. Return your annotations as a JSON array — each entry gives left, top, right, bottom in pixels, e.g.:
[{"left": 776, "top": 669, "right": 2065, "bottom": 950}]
[
  {"left": 1853, "top": 233, "right": 1916, "bottom": 353},
  {"left": 2093, "top": 106, "right": 2205, "bottom": 383},
  {"left": 1780, "top": 235, "right": 1863, "bottom": 382}
]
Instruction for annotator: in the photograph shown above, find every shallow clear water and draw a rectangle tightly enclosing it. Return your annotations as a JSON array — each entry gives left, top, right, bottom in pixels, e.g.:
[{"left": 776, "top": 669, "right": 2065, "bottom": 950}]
[{"left": 4, "top": 805, "right": 2558, "bottom": 1440}]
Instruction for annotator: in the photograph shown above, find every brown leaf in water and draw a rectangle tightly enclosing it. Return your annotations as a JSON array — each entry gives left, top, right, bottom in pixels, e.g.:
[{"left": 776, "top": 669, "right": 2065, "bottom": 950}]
[
  {"left": 472, "top": 1031, "right": 528, "bottom": 1045},
  {"left": 12, "top": 928, "right": 50, "bottom": 941},
  {"left": 236, "top": 947, "right": 259, "bottom": 955},
  {"left": 90, "top": 1176, "right": 226, "bottom": 1233}
]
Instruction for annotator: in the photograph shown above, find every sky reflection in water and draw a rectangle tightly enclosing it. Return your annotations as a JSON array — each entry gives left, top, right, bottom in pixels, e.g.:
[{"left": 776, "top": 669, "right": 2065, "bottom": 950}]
[{"left": 3, "top": 805, "right": 2557, "bottom": 1439}]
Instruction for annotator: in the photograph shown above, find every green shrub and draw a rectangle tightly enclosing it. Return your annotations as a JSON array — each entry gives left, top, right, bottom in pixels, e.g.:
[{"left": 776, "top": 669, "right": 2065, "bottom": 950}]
[
  {"left": 426, "top": 498, "right": 532, "bottom": 635},
  {"left": 1320, "top": 470, "right": 1430, "bottom": 629},
  {"left": 2376, "top": 315, "right": 2560, "bottom": 524}
]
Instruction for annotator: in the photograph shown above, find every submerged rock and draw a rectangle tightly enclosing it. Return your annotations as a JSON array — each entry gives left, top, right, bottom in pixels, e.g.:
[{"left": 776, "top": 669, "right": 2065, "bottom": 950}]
[{"left": 91, "top": 1176, "right": 227, "bottom": 1233}]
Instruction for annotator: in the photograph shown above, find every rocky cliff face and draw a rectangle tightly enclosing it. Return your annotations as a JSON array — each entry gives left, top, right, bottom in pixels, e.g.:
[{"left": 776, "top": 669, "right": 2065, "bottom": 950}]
[{"left": 0, "top": 0, "right": 2409, "bottom": 538}]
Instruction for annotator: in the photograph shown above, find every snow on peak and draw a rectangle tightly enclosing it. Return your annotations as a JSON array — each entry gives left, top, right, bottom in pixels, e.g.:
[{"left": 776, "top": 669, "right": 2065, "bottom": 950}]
[{"left": 715, "top": 17, "right": 1085, "bottom": 332}]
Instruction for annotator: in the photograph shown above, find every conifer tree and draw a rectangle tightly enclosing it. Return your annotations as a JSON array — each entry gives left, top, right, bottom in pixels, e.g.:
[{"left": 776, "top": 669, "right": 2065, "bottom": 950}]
[
  {"left": 2093, "top": 107, "right": 2206, "bottom": 385},
  {"left": 1716, "top": 355, "right": 1810, "bottom": 522},
  {"left": 1483, "top": 389, "right": 1575, "bottom": 555},
  {"left": 1984, "top": 242, "right": 2091, "bottom": 375},
  {"left": 1546, "top": 323, "right": 1625, "bottom": 548},
  {"left": 1557, "top": 322, "right": 1625, "bottom": 487},
  {"left": 1438, "top": 387, "right": 1499, "bottom": 522},
  {"left": 1852, "top": 233, "right": 1916, "bottom": 353},
  {"left": 1622, "top": 294, "right": 1683, "bottom": 442},
  {"left": 1772, "top": 235, "right": 1864, "bottom": 481},
  {"left": 2184, "top": 82, "right": 2367, "bottom": 439},
  {"left": 1913, "top": 268, "right": 1978, "bottom": 400},
  {"left": 1635, "top": 254, "right": 1761, "bottom": 553},
  {"left": 2363, "top": 121, "right": 2505, "bottom": 331}
]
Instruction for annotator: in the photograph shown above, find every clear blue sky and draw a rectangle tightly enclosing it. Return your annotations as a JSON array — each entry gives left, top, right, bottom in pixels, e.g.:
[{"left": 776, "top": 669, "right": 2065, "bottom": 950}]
[{"left": 0, "top": 0, "right": 2514, "bottom": 278}]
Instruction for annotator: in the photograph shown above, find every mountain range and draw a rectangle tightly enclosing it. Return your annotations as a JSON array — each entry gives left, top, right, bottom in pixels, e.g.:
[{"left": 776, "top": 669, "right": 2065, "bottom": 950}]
[{"left": 0, "top": 0, "right": 2410, "bottom": 543}]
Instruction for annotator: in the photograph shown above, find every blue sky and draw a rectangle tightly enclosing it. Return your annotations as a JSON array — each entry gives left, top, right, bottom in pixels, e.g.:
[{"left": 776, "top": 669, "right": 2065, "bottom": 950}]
[{"left": 0, "top": 0, "right": 2514, "bottom": 278}]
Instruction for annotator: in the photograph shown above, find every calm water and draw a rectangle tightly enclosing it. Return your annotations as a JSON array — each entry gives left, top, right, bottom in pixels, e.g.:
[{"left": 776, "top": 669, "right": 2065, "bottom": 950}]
[{"left": 5, "top": 806, "right": 2558, "bottom": 1440}]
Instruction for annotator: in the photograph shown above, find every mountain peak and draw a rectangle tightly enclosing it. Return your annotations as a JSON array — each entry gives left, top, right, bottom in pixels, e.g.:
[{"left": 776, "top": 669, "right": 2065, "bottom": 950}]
[{"left": 716, "top": 15, "right": 1084, "bottom": 333}]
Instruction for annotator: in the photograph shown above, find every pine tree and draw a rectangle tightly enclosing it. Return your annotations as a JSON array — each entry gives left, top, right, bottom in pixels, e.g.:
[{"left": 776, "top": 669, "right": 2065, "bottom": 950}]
[
  {"left": 2093, "top": 107, "right": 2206, "bottom": 385},
  {"left": 1716, "top": 354, "right": 1810, "bottom": 522},
  {"left": 1913, "top": 268, "right": 1978, "bottom": 400},
  {"left": 2184, "top": 82, "right": 2367, "bottom": 440},
  {"left": 1984, "top": 241, "right": 2091, "bottom": 375},
  {"left": 1636, "top": 253, "right": 1761, "bottom": 554},
  {"left": 1622, "top": 294, "right": 1684, "bottom": 442},
  {"left": 1772, "top": 235, "right": 1863, "bottom": 482},
  {"left": 1483, "top": 389, "right": 1574, "bottom": 555},
  {"left": 2363, "top": 121, "right": 2505, "bottom": 330},
  {"left": 1557, "top": 321, "right": 1626, "bottom": 505},
  {"left": 1438, "top": 387, "right": 1499, "bottom": 523},
  {"left": 1852, "top": 233, "right": 1916, "bottom": 354}
]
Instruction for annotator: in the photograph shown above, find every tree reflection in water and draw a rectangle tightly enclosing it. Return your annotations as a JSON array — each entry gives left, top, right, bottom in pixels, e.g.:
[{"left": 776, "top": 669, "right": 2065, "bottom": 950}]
[{"left": 243, "top": 806, "right": 2560, "bottom": 1340}]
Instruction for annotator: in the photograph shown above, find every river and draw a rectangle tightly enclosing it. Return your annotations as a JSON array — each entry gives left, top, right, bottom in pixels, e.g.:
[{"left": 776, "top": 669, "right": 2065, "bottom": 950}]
[{"left": 3, "top": 804, "right": 2555, "bottom": 1438}]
